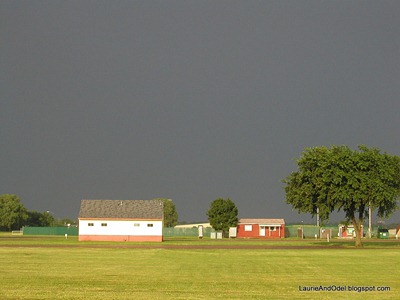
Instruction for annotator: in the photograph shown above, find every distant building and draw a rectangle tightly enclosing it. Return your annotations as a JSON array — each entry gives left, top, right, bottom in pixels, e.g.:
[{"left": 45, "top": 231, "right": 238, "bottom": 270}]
[
  {"left": 237, "top": 219, "right": 285, "bottom": 239},
  {"left": 78, "top": 199, "right": 163, "bottom": 242},
  {"left": 174, "top": 223, "right": 212, "bottom": 229},
  {"left": 338, "top": 224, "right": 363, "bottom": 238}
]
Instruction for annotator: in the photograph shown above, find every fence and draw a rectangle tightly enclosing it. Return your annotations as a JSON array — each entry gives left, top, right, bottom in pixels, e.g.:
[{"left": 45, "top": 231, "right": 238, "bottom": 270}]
[
  {"left": 163, "top": 227, "right": 213, "bottom": 237},
  {"left": 285, "top": 225, "right": 339, "bottom": 238},
  {"left": 164, "top": 226, "right": 341, "bottom": 238},
  {"left": 165, "top": 226, "right": 343, "bottom": 238},
  {"left": 23, "top": 226, "right": 78, "bottom": 236},
  {"left": 21, "top": 225, "right": 379, "bottom": 238}
]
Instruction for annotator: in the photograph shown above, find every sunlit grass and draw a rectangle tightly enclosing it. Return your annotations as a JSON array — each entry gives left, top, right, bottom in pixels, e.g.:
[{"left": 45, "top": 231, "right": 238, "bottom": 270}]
[{"left": 0, "top": 235, "right": 399, "bottom": 299}]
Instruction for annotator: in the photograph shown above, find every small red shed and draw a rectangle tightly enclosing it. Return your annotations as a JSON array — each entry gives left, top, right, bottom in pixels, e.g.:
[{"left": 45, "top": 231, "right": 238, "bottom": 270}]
[{"left": 237, "top": 219, "right": 285, "bottom": 239}]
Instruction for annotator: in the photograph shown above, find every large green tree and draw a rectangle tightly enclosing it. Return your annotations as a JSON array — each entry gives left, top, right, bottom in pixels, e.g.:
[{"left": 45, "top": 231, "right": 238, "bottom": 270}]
[
  {"left": 0, "top": 194, "right": 28, "bottom": 231},
  {"left": 154, "top": 198, "right": 178, "bottom": 227},
  {"left": 283, "top": 145, "right": 400, "bottom": 247},
  {"left": 207, "top": 198, "right": 238, "bottom": 236}
]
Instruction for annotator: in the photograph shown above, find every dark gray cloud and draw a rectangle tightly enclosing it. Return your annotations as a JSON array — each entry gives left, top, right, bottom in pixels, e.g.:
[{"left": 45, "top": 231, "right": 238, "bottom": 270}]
[{"left": 2, "top": 1, "right": 400, "bottom": 224}]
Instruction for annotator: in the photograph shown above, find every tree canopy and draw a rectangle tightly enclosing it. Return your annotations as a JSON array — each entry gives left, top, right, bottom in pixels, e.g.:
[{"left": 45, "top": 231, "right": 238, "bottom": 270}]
[
  {"left": 0, "top": 194, "right": 28, "bottom": 231},
  {"left": 207, "top": 198, "right": 238, "bottom": 235},
  {"left": 283, "top": 145, "right": 400, "bottom": 247},
  {"left": 154, "top": 198, "right": 179, "bottom": 227},
  {"left": 26, "top": 210, "right": 55, "bottom": 227}
]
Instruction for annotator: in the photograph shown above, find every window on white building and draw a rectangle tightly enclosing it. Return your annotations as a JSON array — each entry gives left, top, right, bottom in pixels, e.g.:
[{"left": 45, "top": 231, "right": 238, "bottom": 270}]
[
  {"left": 88, "top": 223, "right": 94, "bottom": 227},
  {"left": 134, "top": 223, "right": 140, "bottom": 227},
  {"left": 101, "top": 223, "right": 107, "bottom": 227},
  {"left": 147, "top": 224, "right": 153, "bottom": 227}
]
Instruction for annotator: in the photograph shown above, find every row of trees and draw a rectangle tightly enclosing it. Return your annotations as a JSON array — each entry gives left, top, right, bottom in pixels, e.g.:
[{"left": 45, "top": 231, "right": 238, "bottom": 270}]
[{"left": 0, "top": 194, "right": 75, "bottom": 231}]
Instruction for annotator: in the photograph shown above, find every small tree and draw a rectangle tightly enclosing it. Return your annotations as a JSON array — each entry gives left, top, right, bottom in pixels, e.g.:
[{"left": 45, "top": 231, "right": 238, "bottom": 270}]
[
  {"left": 283, "top": 145, "right": 400, "bottom": 247},
  {"left": 41, "top": 211, "right": 56, "bottom": 226},
  {"left": 207, "top": 198, "right": 238, "bottom": 236},
  {"left": 154, "top": 198, "right": 178, "bottom": 227}
]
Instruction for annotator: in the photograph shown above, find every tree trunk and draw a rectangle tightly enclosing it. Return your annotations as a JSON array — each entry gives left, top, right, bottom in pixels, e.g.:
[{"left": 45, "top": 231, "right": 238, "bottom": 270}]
[{"left": 352, "top": 218, "right": 363, "bottom": 247}]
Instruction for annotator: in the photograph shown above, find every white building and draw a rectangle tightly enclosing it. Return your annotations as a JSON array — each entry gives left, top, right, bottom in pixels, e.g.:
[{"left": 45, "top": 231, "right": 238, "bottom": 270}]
[
  {"left": 174, "top": 223, "right": 212, "bottom": 229},
  {"left": 78, "top": 199, "right": 164, "bottom": 242}
]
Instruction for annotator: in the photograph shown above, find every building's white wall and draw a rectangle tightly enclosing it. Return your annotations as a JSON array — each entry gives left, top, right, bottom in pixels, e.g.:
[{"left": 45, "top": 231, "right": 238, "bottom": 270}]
[{"left": 79, "top": 220, "right": 163, "bottom": 236}]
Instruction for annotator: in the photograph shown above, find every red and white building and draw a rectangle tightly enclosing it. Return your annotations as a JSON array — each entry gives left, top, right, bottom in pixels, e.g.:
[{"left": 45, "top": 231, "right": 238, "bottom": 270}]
[
  {"left": 78, "top": 199, "right": 164, "bottom": 242},
  {"left": 237, "top": 219, "right": 285, "bottom": 239},
  {"left": 338, "top": 224, "right": 363, "bottom": 238}
]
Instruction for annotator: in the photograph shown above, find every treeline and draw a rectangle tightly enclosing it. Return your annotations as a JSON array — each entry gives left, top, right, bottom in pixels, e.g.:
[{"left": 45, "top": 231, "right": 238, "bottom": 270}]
[{"left": 0, "top": 194, "right": 75, "bottom": 231}]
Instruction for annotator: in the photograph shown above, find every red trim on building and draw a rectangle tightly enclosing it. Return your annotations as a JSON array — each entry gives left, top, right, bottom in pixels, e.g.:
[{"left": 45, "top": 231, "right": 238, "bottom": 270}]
[
  {"left": 78, "top": 235, "right": 163, "bottom": 242},
  {"left": 79, "top": 218, "right": 162, "bottom": 221}
]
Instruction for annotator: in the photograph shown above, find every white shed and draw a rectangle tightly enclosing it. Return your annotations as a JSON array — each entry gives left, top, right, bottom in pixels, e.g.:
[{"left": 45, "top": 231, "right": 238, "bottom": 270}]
[{"left": 78, "top": 199, "right": 164, "bottom": 242}]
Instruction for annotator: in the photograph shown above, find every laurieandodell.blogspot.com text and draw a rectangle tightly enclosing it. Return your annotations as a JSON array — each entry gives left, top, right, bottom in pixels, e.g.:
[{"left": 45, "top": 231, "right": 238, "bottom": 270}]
[{"left": 299, "top": 285, "right": 391, "bottom": 293}]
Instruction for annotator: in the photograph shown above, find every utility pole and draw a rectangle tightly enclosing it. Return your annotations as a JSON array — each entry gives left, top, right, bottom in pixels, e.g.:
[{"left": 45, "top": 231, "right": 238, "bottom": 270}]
[
  {"left": 368, "top": 203, "right": 372, "bottom": 239},
  {"left": 316, "top": 207, "right": 320, "bottom": 239}
]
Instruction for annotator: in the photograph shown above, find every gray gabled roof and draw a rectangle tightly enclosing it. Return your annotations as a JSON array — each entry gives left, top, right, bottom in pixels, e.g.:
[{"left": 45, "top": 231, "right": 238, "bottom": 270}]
[{"left": 79, "top": 200, "right": 164, "bottom": 220}]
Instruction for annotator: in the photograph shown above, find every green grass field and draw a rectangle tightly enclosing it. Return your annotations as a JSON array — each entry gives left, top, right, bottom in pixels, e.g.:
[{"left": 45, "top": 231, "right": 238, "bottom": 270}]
[{"left": 0, "top": 235, "right": 399, "bottom": 299}]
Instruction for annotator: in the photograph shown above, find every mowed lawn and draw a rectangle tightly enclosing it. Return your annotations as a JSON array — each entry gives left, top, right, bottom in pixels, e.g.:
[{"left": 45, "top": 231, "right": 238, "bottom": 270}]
[{"left": 0, "top": 236, "right": 399, "bottom": 299}]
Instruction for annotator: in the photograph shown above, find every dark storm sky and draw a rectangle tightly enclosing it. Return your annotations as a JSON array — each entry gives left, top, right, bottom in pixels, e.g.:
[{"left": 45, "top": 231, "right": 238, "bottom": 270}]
[{"left": 2, "top": 1, "right": 400, "bottom": 223}]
